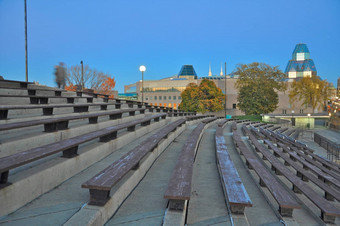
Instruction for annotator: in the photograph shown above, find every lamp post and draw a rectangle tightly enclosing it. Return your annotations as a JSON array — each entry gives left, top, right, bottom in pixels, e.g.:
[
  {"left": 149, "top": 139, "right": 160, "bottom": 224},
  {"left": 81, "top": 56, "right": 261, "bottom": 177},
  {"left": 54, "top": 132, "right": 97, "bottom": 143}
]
[
  {"left": 224, "top": 61, "right": 227, "bottom": 118},
  {"left": 24, "top": 0, "right": 28, "bottom": 82},
  {"left": 80, "top": 61, "right": 84, "bottom": 91},
  {"left": 307, "top": 113, "right": 311, "bottom": 129},
  {"left": 139, "top": 65, "right": 146, "bottom": 104}
]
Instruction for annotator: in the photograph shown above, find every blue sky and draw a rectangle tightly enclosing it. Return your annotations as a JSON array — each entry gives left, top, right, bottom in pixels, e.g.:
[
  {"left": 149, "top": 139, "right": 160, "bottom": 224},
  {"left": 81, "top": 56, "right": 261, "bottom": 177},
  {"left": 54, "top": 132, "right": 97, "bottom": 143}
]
[{"left": 1, "top": 0, "right": 339, "bottom": 92}]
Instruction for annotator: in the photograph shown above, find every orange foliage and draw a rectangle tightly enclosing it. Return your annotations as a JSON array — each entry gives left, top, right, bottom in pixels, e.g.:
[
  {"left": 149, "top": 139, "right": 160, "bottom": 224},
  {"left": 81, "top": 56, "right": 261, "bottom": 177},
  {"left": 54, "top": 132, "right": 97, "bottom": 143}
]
[
  {"left": 65, "top": 83, "right": 77, "bottom": 91},
  {"left": 98, "top": 76, "right": 116, "bottom": 98}
]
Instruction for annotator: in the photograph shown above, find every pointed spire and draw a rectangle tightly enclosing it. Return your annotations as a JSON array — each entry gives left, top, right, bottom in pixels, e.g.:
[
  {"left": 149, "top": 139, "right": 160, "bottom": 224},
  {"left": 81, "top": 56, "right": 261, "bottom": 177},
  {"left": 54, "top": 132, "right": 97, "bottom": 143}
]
[
  {"left": 209, "top": 63, "right": 212, "bottom": 76},
  {"left": 220, "top": 64, "right": 223, "bottom": 76}
]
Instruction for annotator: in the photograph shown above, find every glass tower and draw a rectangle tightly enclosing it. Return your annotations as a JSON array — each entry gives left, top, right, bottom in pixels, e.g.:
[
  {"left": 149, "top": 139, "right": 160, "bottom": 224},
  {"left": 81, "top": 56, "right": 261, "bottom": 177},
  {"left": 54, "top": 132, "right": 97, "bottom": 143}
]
[{"left": 285, "top": 43, "right": 317, "bottom": 78}]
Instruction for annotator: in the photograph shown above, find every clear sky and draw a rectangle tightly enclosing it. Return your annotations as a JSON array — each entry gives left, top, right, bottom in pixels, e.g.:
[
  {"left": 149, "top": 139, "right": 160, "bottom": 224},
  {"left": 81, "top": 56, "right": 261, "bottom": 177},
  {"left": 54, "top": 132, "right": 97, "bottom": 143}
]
[{"left": 1, "top": 0, "right": 339, "bottom": 92}]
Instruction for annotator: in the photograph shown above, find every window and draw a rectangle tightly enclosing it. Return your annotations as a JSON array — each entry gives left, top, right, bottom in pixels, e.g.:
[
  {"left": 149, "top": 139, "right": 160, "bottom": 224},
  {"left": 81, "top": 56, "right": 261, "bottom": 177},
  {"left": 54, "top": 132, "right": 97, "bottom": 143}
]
[
  {"left": 169, "top": 96, "right": 171, "bottom": 100},
  {"left": 164, "top": 96, "right": 166, "bottom": 100},
  {"left": 233, "top": 104, "right": 236, "bottom": 109},
  {"left": 159, "top": 96, "right": 162, "bottom": 100},
  {"left": 282, "top": 109, "right": 286, "bottom": 114},
  {"left": 174, "top": 103, "right": 177, "bottom": 109},
  {"left": 173, "top": 96, "right": 177, "bottom": 100},
  {"left": 145, "top": 97, "right": 148, "bottom": 101},
  {"left": 155, "top": 96, "right": 157, "bottom": 100},
  {"left": 178, "top": 96, "right": 181, "bottom": 100},
  {"left": 300, "top": 109, "right": 304, "bottom": 114},
  {"left": 149, "top": 96, "right": 152, "bottom": 100}
]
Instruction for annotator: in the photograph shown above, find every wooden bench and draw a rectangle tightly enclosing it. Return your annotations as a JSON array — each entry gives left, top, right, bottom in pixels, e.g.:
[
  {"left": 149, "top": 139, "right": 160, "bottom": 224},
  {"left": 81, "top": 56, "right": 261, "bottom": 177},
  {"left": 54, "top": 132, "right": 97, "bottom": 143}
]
[
  {"left": 0, "top": 94, "right": 95, "bottom": 104},
  {"left": 81, "top": 118, "right": 186, "bottom": 206},
  {"left": 0, "top": 108, "right": 146, "bottom": 132},
  {"left": 0, "top": 113, "right": 167, "bottom": 188},
  {"left": 244, "top": 127, "right": 340, "bottom": 223},
  {"left": 0, "top": 102, "right": 127, "bottom": 120},
  {"left": 164, "top": 118, "right": 216, "bottom": 210},
  {"left": 215, "top": 126, "right": 252, "bottom": 214},
  {"left": 0, "top": 79, "right": 33, "bottom": 89},
  {"left": 232, "top": 126, "right": 300, "bottom": 217},
  {"left": 264, "top": 140, "right": 340, "bottom": 201}
]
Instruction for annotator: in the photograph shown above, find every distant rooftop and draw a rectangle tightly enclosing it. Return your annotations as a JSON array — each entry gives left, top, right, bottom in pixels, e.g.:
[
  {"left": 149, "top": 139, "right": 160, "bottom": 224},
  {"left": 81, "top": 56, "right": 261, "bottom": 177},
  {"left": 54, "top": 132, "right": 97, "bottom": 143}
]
[{"left": 178, "top": 65, "right": 197, "bottom": 79}]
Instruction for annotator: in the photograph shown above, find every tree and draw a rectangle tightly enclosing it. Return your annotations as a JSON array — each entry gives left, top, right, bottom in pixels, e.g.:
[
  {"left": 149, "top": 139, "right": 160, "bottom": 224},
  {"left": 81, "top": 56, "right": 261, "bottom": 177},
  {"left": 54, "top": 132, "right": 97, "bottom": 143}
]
[
  {"left": 65, "top": 64, "right": 116, "bottom": 97},
  {"left": 179, "top": 79, "right": 225, "bottom": 113},
  {"left": 235, "top": 62, "right": 287, "bottom": 115},
  {"left": 178, "top": 83, "right": 200, "bottom": 112},
  {"left": 289, "top": 75, "right": 333, "bottom": 113}
]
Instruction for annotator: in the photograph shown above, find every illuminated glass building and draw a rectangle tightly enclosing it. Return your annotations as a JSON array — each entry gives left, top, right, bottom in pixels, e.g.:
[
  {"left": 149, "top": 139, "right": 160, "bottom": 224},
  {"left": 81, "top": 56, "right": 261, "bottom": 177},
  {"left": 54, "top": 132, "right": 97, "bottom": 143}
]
[{"left": 285, "top": 43, "right": 317, "bottom": 78}]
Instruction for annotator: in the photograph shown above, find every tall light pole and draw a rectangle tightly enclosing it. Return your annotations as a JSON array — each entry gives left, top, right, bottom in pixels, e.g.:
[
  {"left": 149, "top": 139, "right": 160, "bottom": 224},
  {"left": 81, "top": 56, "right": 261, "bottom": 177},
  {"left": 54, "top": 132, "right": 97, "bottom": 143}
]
[
  {"left": 80, "top": 61, "right": 84, "bottom": 90},
  {"left": 139, "top": 65, "right": 146, "bottom": 104},
  {"left": 224, "top": 61, "right": 227, "bottom": 118},
  {"left": 24, "top": 0, "right": 28, "bottom": 82}
]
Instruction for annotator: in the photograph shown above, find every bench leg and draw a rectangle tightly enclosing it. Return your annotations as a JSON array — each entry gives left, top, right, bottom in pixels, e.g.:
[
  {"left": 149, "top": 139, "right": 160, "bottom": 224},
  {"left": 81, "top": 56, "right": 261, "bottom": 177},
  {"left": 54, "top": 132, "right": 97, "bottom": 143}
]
[
  {"left": 132, "top": 162, "right": 140, "bottom": 170},
  {"left": 20, "top": 82, "right": 28, "bottom": 88},
  {"left": 141, "top": 120, "right": 151, "bottom": 126},
  {"left": 87, "top": 98, "right": 93, "bottom": 103},
  {"left": 55, "top": 91, "right": 62, "bottom": 96},
  {"left": 89, "top": 117, "right": 98, "bottom": 124},
  {"left": 99, "top": 131, "right": 117, "bottom": 142},
  {"left": 67, "top": 98, "right": 75, "bottom": 104},
  {"left": 39, "top": 98, "right": 48, "bottom": 104},
  {"left": 103, "top": 98, "right": 109, "bottom": 103},
  {"left": 259, "top": 179, "right": 266, "bottom": 187},
  {"left": 292, "top": 185, "right": 302, "bottom": 194},
  {"left": 110, "top": 113, "right": 122, "bottom": 120},
  {"left": 148, "top": 108, "right": 154, "bottom": 112},
  {"left": 57, "top": 121, "right": 69, "bottom": 130},
  {"left": 128, "top": 103, "right": 133, "bottom": 108},
  {"left": 230, "top": 205, "right": 246, "bottom": 215},
  {"left": 0, "top": 110, "right": 8, "bottom": 120},
  {"left": 44, "top": 123, "right": 57, "bottom": 132},
  {"left": 43, "top": 107, "right": 53, "bottom": 116},
  {"left": 100, "top": 105, "right": 107, "bottom": 110},
  {"left": 325, "top": 192, "right": 335, "bottom": 201},
  {"left": 0, "top": 171, "right": 9, "bottom": 187},
  {"left": 28, "top": 89, "right": 36, "bottom": 95},
  {"left": 74, "top": 106, "right": 88, "bottom": 113},
  {"left": 127, "top": 125, "right": 136, "bottom": 131},
  {"left": 279, "top": 207, "right": 293, "bottom": 217},
  {"left": 76, "top": 92, "right": 82, "bottom": 97},
  {"left": 62, "top": 146, "right": 78, "bottom": 158},
  {"left": 169, "top": 200, "right": 185, "bottom": 211},
  {"left": 140, "top": 109, "right": 145, "bottom": 114},
  {"left": 138, "top": 104, "right": 142, "bottom": 108},
  {"left": 156, "top": 109, "right": 161, "bottom": 112},
  {"left": 284, "top": 160, "right": 290, "bottom": 166},
  {"left": 115, "top": 104, "right": 121, "bottom": 109},
  {"left": 89, "top": 189, "right": 110, "bottom": 206},
  {"left": 129, "top": 111, "right": 136, "bottom": 116}
]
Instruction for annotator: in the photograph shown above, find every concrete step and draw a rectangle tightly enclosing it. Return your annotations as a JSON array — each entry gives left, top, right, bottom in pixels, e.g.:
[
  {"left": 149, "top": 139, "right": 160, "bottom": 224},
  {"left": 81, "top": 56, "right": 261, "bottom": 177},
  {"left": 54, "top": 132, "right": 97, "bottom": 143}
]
[{"left": 0, "top": 116, "right": 174, "bottom": 217}]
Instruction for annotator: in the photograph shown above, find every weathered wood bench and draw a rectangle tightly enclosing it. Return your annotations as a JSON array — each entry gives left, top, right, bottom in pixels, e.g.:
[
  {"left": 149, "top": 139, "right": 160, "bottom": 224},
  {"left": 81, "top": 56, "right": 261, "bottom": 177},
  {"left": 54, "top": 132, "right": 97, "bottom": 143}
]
[
  {"left": 0, "top": 94, "right": 94, "bottom": 104},
  {"left": 81, "top": 118, "right": 186, "bottom": 206},
  {"left": 186, "top": 115, "right": 209, "bottom": 121},
  {"left": 244, "top": 127, "right": 340, "bottom": 223},
  {"left": 0, "top": 113, "right": 167, "bottom": 188},
  {"left": 0, "top": 102, "right": 127, "bottom": 120},
  {"left": 0, "top": 108, "right": 146, "bottom": 132},
  {"left": 264, "top": 139, "right": 340, "bottom": 199},
  {"left": 164, "top": 117, "right": 216, "bottom": 210},
  {"left": 0, "top": 79, "right": 33, "bottom": 89},
  {"left": 215, "top": 125, "right": 252, "bottom": 214},
  {"left": 232, "top": 126, "right": 300, "bottom": 217}
]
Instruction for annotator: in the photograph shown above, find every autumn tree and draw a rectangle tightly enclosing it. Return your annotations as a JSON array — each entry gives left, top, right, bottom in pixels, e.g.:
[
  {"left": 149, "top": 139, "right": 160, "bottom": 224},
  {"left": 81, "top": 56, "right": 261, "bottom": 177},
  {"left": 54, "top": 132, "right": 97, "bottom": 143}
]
[
  {"left": 178, "top": 83, "right": 200, "bottom": 112},
  {"left": 65, "top": 64, "right": 116, "bottom": 97},
  {"left": 179, "top": 79, "right": 224, "bottom": 113},
  {"left": 289, "top": 75, "right": 333, "bottom": 113},
  {"left": 235, "top": 62, "right": 287, "bottom": 115}
]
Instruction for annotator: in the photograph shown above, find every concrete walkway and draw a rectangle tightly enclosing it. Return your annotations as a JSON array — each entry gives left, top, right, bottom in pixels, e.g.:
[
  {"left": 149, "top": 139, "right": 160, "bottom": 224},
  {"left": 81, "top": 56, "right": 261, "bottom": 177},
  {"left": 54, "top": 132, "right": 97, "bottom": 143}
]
[
  {"left": 105, "top": 125, "right": 197, "bottom": 226},
  {"left": 186, "top": 126, "right": 231, "bottom": 226}
]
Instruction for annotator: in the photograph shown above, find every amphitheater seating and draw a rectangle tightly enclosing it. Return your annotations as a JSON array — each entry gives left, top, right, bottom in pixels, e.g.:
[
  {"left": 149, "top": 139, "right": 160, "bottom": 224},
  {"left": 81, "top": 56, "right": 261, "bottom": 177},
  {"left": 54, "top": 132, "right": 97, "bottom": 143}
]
[
  {"left": 247, "top": 126, "right": 340, "bottom": 223},
  {"left": 0, "top": 108, "right": 146, "bottom": 132},
  {"left": 215, "top": 123, "right": 252, "bottom": 214},
  {"left": 232, "top": 123, "right": 300, "bottom": 217},
  {"left": 82, "top": 118, "right": 186, "bottom": 206},
  {"left": 164, "top": 117, "right": 217, "bottom": 210},
  {"left": 0, "top": 94, "right": 95, "bottom": 104},
  {"left": 0, "top": 79, "right": 33, "bottom": 89},
  {"left": 0, "top": 113, "right": 167, "bottom": 188}
]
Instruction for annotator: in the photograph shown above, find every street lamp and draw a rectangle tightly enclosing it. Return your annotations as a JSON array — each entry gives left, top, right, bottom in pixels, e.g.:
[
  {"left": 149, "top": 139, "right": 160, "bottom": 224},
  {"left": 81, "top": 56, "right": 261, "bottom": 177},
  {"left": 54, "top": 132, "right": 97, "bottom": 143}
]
[
  {"left": 139, "top": 65, "right": 146, "bottom": 104},
  {"left": 80, "top": 61, "right": 84, "bottom": 91},
  {"left": 291, "top": 110, "right": 294, "bottom": 127},
  {"left": 225, "top": 61, "right": 227, "bottom": 119},
  {"left": 307, "top": 113, "right": 311, "bottom": 129}
]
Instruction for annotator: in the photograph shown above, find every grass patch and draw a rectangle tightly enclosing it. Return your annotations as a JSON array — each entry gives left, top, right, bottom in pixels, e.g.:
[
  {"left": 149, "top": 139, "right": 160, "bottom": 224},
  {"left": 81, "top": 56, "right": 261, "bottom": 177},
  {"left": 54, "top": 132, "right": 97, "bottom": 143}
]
[{"left": 233, "top": 115, "right": 262, "bottom": 122}]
